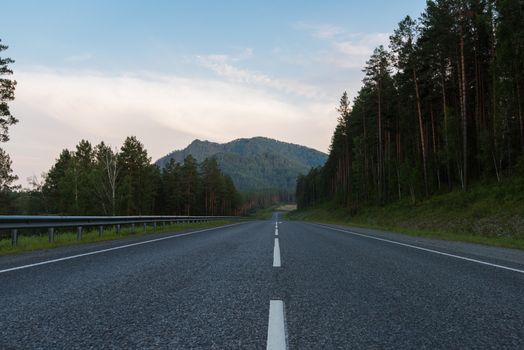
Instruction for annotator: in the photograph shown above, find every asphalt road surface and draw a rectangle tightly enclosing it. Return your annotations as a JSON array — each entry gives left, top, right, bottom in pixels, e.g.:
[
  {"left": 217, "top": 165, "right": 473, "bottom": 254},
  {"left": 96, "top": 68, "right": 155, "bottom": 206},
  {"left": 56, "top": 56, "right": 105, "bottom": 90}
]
[{"left": 1, "top": 213, "right": 523, "bottom": 349}]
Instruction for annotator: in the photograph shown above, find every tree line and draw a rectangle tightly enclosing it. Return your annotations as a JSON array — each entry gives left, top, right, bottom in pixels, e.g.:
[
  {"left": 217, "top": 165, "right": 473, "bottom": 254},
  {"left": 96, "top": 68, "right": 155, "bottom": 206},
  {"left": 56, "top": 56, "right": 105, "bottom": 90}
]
[
  {"left": 297, "top": 0, "right": 524, "bottom": 210},
  {"left": 16, "top": 137, "right": 242, "bottom": 216}
]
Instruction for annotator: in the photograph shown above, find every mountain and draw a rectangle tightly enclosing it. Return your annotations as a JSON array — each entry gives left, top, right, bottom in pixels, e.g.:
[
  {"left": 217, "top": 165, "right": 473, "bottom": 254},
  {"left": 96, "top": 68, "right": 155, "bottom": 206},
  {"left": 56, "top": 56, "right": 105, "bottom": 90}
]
[{"left": 155, "top": 137, "right": 327, "bottom": 192}]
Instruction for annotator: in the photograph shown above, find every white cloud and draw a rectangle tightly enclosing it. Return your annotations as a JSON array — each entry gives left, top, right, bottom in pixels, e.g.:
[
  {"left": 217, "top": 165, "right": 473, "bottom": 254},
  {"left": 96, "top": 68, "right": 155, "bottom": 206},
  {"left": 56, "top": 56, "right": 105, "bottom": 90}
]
[
  {"left": 328, "top": 33, "right": 390, "bottom": 69},
  {"left": 64, "top": 53, "right": 94, "bottom": 62},
  {"left": 198, "top": 54, "right": 321, "bottom": 98},
  {"left": 321, "top": 33, "right": 389, "bottom": 69},
  {"left": 293, "top": 22, "right": 390, "bottom": 70},
  {"left": 293, "top": 22, "right": 345, "bottom": 39},
  {"left": 6, "top": 69, "right": 337, "bottom": 187}
]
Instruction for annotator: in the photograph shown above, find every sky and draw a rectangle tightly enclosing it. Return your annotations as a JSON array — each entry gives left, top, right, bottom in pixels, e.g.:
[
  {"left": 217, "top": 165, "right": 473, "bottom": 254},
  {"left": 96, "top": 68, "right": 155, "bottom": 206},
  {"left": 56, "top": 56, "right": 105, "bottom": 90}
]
[{"left": 1, "top": 0, "right": 426, "bottom": 187}]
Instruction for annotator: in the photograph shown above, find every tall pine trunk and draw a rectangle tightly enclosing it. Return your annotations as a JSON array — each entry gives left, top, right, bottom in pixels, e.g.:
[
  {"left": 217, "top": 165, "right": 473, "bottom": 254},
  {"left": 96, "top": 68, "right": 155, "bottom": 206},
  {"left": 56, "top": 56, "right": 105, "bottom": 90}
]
[
  {"left": 517, "top": 80, "right": 524, "bottom": 152},
  {"left": 441, "top": 72, "right": 452, "bottom": 188},
  {"left": 459, "top": 30, "right": 468, "bottom": 191},
  {"left": 377, "top": 82, "right": 384, "bottom": 205},
  {"left": 413, "top": 68, "right": 429, "bottom": 196}
]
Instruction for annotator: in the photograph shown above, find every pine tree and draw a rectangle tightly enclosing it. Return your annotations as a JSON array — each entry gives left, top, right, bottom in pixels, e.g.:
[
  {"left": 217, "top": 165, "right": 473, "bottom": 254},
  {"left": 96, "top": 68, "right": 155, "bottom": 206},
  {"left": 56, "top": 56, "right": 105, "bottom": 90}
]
[
  {"left": 363, "top": 45, "right": 393, "bottom": 204},
  {"left": 118, "top": 136, "right": 158, "bottom": 215},
  {"left": 0, "top": 39, "right": 18, "bottom": 212},
  {"left": 181, "top": 155, "right": 199, "bottom": 215},
  {"left": 296, "top": 0, "right": 524, "bottom": 212},
  {"left": 0, "top": 148, "right": 19, "bottom": 210},
  {"left": 0, "top": 39, "right": 17, "bottom": 143}
]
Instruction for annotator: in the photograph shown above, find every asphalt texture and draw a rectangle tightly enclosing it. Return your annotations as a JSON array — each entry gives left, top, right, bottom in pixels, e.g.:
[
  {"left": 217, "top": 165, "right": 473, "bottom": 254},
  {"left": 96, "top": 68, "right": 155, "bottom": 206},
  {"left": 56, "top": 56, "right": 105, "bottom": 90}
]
[{"left": 1, "top": 214, "right": 524, "bottom": 349}]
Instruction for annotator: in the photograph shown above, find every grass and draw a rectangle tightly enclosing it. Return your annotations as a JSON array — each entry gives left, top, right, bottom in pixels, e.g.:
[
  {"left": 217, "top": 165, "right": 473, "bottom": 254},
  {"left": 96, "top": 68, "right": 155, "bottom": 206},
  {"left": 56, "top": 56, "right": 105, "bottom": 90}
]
[
  {"left": 287, "top": 177, "right": 524, "bottom": 250},
  {"left": 248, "top": 205, "right": 281, "bottom": 220},
  {"left": 276, "top": 204, "right": 297, "bottom": 211},
  {"left": 0, "top": 220, "right": 237, "bottom": 256},
  {"left": 247, "top": 203, "right": 297, "bottom": 219}
]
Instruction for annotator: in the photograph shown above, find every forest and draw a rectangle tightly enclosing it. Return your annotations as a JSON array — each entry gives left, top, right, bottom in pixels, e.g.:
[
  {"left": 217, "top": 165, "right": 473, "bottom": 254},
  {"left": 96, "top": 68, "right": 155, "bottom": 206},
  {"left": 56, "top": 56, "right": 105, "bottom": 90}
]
[
  {"left": 13, "top": 137, "right": 242, "bottom": 216},
  {"left": 297, "top": 0, "right": 524, "bottom": 211}
]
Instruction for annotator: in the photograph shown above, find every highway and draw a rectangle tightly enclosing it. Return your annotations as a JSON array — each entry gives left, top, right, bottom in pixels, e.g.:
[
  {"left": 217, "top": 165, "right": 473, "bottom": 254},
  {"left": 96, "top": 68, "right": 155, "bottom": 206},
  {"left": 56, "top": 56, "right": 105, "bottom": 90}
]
[{"left": 1, "top": 213, "right": 523, "bottom": 349}]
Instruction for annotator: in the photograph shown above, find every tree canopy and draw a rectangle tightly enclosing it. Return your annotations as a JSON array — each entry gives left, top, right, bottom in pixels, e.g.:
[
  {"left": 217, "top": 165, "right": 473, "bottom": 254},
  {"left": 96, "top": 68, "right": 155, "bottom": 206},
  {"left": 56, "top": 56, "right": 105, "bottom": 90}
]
[
  {"left": 297, "top": 0, "right": 524, "bottom": 211},
  {"left": 36, "top": 137, "right": 242, "bottom": 216}
]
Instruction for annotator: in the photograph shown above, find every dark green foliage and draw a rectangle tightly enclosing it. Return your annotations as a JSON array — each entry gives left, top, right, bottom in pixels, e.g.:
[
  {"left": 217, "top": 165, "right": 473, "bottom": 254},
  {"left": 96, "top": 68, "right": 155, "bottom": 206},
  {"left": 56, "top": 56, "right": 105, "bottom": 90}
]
[
  {"left": 156, "top": 137, "right": 328, "bottom": 193},
  {"left": 0, "top": 39, "right": 17, "bottom": 143},
  {"left": 160, "top": 159, "right": 183, "bottom": 215},
  {"left": 118, "top": 136, "right": 159, "bottom": 215},
  {"left": 29, "top": 137, "right": 242, "bottom": 216},
  {"left": 0, "top": 39, "right": 18, "bottom": 212},
  {"left": 180, "top": 155, "right": 199, "bottom": 215},
  {"left": 0, "top": 148, "right": 19, "bottom": 210},
  {"left": 291, "top": 178, "right": 524, "bottom": 247},
  {"left": 42, "top": 149, "right": 75, "bottom": 214},
  {"left": 297, "top": 0, "right": 524, "bottom": 213}
]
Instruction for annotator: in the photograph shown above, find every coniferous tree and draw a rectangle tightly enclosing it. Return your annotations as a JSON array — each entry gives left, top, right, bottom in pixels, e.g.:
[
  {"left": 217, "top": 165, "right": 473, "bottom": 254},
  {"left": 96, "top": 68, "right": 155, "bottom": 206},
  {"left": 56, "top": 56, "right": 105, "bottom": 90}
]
[
  {"left": 43, "top": 150, "right": 75, "bottom": 214},
  {"left": 0, "top": 39, "right": 17, "bottom": 142},
  {"left": 297, "top": 0, "right": 524, "bottom": 212},
  {"left": 0, "top": 39, "right": 18, "bottom": 212},
  {"left": 161, "top": 158, "right": 182, "bottom": 215},
  {"left": 0, "top": 148, "right": 19, "bottom": 210},
  {"left": 118, "top": 136, "right": 158, "bottom": 215},
  {"left": 181, "top": 155, "right": 199, "bottom": 215}
]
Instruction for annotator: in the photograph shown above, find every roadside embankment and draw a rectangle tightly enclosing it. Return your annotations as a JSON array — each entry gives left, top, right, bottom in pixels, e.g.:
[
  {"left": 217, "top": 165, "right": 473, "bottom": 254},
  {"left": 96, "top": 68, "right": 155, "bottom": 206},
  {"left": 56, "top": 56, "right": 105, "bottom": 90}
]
[{"left": 288, "top": 178, "right": 524, "bottom": 249}]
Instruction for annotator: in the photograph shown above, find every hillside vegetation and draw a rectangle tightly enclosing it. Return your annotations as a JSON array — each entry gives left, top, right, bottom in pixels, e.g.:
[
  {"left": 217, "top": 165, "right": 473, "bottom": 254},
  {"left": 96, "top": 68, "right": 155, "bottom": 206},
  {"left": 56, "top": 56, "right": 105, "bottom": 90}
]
[
  {"left": 295, "top": 0, "right": 524, "bottom": 247},
  {"left": 290, "top": 177, "right": 524, "bottom": 249},
  {"left": 156, "top": 137, "right": 327, "bottom": 192},
  {"left": 11, "top": 137, "right": 242, "bottom": 216}
]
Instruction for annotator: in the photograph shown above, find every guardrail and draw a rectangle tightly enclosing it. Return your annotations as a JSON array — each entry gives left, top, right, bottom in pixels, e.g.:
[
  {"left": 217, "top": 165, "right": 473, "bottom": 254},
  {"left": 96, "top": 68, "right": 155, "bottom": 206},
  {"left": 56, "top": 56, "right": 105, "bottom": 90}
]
[{"left": 0, "top": 215, "right": 240, "bottom": 246}]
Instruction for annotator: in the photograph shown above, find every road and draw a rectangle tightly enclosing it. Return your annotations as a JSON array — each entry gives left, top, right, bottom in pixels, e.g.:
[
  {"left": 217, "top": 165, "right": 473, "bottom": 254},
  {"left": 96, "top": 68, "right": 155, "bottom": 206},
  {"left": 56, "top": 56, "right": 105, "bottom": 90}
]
[{"left": 1, "top": 213, "right": 523, "bottom": 349}]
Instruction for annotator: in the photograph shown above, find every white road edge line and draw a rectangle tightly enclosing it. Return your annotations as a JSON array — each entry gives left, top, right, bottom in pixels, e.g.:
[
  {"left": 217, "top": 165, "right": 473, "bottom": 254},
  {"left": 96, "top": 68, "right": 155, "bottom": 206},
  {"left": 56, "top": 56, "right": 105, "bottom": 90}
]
[
  {"left": 0, "top": 222, "right": 247, "bottom": 274},
  {"left": 313, "top": 223, "right": 524, "bottom": 274},
  {"left": 273, "top": 238, "right": 281, "bottom": 267},
  {"left": 266, "top": 300, "right": 287, "bottom": 350}
]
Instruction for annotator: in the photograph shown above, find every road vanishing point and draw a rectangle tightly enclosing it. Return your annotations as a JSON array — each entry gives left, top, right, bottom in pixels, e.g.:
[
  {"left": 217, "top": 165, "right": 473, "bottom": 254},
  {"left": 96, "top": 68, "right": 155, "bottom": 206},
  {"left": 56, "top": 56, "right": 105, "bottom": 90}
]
[{"left": 1, "top": 213, "right": 523, "bottom": 349}]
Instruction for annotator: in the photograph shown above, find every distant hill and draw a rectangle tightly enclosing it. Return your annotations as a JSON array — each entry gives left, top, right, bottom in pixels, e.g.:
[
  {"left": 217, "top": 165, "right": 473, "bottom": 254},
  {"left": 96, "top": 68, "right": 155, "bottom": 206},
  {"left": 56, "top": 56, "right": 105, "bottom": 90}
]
[{"left": 155, "top": 137, "right": 327, "bottom": 192}]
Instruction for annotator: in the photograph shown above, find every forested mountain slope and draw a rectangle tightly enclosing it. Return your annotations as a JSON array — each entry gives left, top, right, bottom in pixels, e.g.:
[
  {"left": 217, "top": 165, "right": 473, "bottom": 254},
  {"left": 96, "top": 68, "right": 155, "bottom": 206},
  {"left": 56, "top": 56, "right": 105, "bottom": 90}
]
[{"left": 156, "top": 137, "right": 327, "bottom": 192}]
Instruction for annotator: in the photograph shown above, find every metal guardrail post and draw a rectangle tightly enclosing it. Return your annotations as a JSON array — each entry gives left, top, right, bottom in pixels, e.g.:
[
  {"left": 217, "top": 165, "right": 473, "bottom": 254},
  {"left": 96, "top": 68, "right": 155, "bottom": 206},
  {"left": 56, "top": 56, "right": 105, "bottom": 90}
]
[
  {"left": 11, "top": 229, "right": 17, "bottom": 246},
  {"left": 48, "top": 228, "right": 54, "bottom": 243},
  {"left": 143, "top": 222, "right": 147, "bottom": 233},
  {"left": 153, "top": 222, "right": 157, "bottom": 232},
  {"left": 99, "top": 225, "right": 103, "bottom": 237},
  {"left": 116, "top": 224, "right": 120, "bottom": 234},
  {"left": 77, "top": 226, "right": 82, "bottom": 240},
  {"left": 131, "top": 223, "right": 135, "bottom": 232}
]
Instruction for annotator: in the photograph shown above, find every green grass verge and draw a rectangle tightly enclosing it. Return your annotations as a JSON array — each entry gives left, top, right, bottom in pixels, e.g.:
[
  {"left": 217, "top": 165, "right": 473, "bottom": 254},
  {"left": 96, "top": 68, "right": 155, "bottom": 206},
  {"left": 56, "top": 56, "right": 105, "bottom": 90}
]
[
  {"left": 287, "top": 178, "right": 524, "bottom": 250},
  {"left": 247, "top": 205, "right": 281, "bottom": 220},
  {"left": 0, "top": 220, "right": 237, "bottom": 256}
]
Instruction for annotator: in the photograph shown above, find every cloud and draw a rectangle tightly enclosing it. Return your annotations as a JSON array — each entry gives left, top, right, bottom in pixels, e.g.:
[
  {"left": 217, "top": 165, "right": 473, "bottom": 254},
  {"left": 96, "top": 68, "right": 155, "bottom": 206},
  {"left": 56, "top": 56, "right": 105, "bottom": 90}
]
[
  {"left": 327, "top": 33, "right": 390, "bottom": 69},
  {"left": 293, "top": 22, "right": 390, "bottom": 70},
  {"left": 293, "top": 22, "right": 345, "bottom": 39},
  {"left": 7, "top": 69, "right": 337, "bottom": 186},
  {"left": 198, "top": 54, "right": 321, "bottom": 98},
  {"left": 64, "top": 53, "right": 94, "bottom": 62}
]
